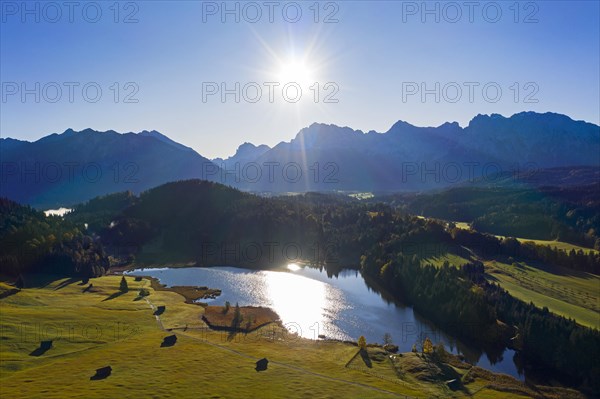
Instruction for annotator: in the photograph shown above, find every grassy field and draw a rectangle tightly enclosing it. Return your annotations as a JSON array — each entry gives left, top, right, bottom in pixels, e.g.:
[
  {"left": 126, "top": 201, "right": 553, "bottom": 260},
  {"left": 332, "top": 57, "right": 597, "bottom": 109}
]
[
  {"left": 418, "top": 217, "right": 599, "bottom": 328},
  {"left": 421, "top": 247, "right": 599, "bottom": 328},
  {"left": 448, "top": 217, "right": 598, "bottom": 254},
  {"left": 514, "top": 239, "right": 598, "bottom": 254},
  {"left": 0, "top": 282, "right": 19, "bottom": 298},
  {"left": 490, "top": 237, "right": 599, "bottom": 255},
  {"left": 485, "top": 261, "right": 600, "bottom": 329},
  {"left": 421, "top": 253, "right": 470, "bottom": 268},
  {"left": 0, "top": 275, "right": 574, "bottom": 398},
  {"left": 426, "top": 251, "right": 600, "bottom": 328}
]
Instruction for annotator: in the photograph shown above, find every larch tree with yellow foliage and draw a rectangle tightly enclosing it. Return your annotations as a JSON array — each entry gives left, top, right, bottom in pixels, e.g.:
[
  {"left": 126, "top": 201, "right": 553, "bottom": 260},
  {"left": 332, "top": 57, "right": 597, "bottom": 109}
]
[
  {"left": 423, "top": 337, "right": 433, "bottom": 354},
  {"left": 358, "top": 335, "right": 366, "bottom": 349}
]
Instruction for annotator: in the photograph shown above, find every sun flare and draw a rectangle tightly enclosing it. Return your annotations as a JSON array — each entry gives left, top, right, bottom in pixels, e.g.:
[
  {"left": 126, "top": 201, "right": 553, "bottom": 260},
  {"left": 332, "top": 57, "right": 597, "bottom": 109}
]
[{"left": 277, "top": 60, "right": 315, "bottom": 87}]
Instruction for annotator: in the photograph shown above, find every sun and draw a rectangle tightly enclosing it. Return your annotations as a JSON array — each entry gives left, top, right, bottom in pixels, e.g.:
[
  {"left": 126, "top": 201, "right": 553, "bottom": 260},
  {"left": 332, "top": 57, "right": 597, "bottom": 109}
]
[{"left": 277, "top": 59, "right": 315, "bottom": 87}]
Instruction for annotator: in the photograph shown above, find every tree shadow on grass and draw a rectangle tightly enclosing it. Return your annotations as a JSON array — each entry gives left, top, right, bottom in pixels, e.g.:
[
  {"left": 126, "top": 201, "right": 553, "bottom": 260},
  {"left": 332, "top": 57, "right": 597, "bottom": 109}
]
[
  {"left": 29, "top": 341, "right": 52, "bottom": 357},
  {"left": 90, "top": 366, "right": 112, "bottom": 380},
  {"left": 102, "top": 291, "right": 126, "bottom": 301},
  {"left": 359, "top": 349, "right": 372, "bottom": 368},
  {"left": 54, "top": 277, "right": 80, "bottom": 290},
  {"left": 226, "top": 311, "right": 244, "bottom": 341},
  {"left": 160, "top": 335, "right": 177, "bottom": 347},
  {"left": 227, "top": 330, "right": 238, "bottom": 342},
  {"left": 20, "top": 273, "right": 69, "bottom": 289},
  {"left": 255, "top": 358, "right": 268, "bottom": 372},
  {"left": 29, "top": 346, "right": 51, "bottom": 357}
]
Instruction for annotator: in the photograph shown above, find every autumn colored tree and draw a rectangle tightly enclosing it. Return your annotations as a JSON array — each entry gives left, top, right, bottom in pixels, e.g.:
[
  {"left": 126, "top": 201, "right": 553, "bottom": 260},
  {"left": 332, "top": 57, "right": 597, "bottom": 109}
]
[
  {"left": 423, "top": 337, "right": 433, "bottom": 354},
  {"left": 358, "top": 335, "right": 366, "bottom": 349}
]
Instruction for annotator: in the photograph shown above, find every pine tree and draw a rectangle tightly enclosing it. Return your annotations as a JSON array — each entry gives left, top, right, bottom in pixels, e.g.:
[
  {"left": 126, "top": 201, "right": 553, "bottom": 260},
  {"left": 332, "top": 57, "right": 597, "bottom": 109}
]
[
  {"left": 119, "top": 276, "right": 129, "bottom": 293},
  {"left": 383, "top": 332, "right": 392, "bottom": 345},
  {"left": 233, "top": 302, "right": 242, "bottom": 327}
]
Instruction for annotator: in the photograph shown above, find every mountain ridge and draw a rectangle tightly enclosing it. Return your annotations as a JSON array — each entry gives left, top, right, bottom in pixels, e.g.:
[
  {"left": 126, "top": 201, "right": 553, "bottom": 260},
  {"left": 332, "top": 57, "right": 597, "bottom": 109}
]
[
  {"left": 1, "top": 111, "right": 598, "bottom": 207},
  {"left": 0, "top": 128, "right": 220, "bottom": 208}
]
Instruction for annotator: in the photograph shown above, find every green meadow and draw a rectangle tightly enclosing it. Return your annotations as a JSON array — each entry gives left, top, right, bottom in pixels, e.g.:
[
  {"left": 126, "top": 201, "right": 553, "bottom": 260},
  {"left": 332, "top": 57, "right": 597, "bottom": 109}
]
[
  {"left": 424, "top": 216, "right": 599, "bottom": 329},
  {"left": 485, "top": 261, "right": 600, "bottom": 329},
  {"left": 421, "top": 247, "right": 599, "bottom": 329},
  {"left": 514, "top": 239, "right": 598, "bottom": 255},
  {"left": 452, "top": 219, "right": 598, "bottom": 254},
  {"left": 0, "top": 275, "right": 578, "bottom": 398}
]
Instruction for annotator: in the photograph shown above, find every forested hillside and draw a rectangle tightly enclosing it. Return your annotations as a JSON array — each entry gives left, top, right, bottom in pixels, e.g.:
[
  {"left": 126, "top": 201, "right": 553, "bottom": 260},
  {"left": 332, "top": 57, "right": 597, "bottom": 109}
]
[
  {"left": 388, "top": 184, "right": 600, "bottom": 248},
  {"left": 0, "top": 198, "right": 109, "bottom": 278}
]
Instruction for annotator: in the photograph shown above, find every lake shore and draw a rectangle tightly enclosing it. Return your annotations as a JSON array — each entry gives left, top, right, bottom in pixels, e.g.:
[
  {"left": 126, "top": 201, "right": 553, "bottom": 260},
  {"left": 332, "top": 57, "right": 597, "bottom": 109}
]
[{"left": 0, "top": 274, "right": 586, "bottom": 398}]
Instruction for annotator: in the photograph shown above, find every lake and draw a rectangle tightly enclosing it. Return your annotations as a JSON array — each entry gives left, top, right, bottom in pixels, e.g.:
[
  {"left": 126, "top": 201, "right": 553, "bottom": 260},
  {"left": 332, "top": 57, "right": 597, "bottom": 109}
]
[{"left": 126, "top": 264, "right": 522, "bottom": 379}]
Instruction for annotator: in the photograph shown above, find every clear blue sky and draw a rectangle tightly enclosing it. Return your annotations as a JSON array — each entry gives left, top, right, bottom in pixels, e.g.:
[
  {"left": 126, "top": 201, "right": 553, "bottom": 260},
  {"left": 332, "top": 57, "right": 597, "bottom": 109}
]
[{"left": 1, "top": 0, "right": 599, "bottom": 158}]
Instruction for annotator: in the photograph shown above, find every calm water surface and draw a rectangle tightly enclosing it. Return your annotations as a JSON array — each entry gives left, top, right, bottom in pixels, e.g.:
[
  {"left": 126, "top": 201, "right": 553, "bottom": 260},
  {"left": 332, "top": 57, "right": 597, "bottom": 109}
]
[{"left": 127, "top": 264, "right": 522, "bottom": 379}]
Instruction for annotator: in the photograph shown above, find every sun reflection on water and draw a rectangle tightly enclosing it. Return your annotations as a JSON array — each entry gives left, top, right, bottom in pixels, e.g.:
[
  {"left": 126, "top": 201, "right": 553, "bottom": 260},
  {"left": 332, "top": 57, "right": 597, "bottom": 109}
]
[
  {"left": 264, "top": 270, "right": 348, "bottom": 340},
  {"left": 286, "top": 263, "right": 301, "bottom": 271}
]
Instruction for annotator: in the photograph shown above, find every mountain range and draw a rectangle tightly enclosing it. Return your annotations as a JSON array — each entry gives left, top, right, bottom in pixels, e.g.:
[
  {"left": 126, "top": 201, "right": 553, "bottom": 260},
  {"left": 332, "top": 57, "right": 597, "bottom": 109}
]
[
  {"left": 1, "top": 112, "right": 598, "bottom": 208},
  {"left": 223, "top": 112, "right": 599, "bottom": 192},
  {"left": 0, "top": 128, "right": 219, "bottom": 207}
]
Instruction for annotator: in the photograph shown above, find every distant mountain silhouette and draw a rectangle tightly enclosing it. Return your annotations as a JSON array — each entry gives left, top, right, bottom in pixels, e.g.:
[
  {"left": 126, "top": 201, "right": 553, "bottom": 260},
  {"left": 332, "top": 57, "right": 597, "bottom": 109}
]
[
  {"left": 0, "top": 128, "right": 219, "bottom": 208},
  {"left": 137, "top": 130, "right": 195, "bottom": 152},
  {"left": 1, "top": 112, "right": 598, "bottom": 207},
  {"left": 229, "top": 112, "right": 599, "bottom": 192},
  {"left": 212, "top": 142, "right": 271, "bottom": 168}
]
